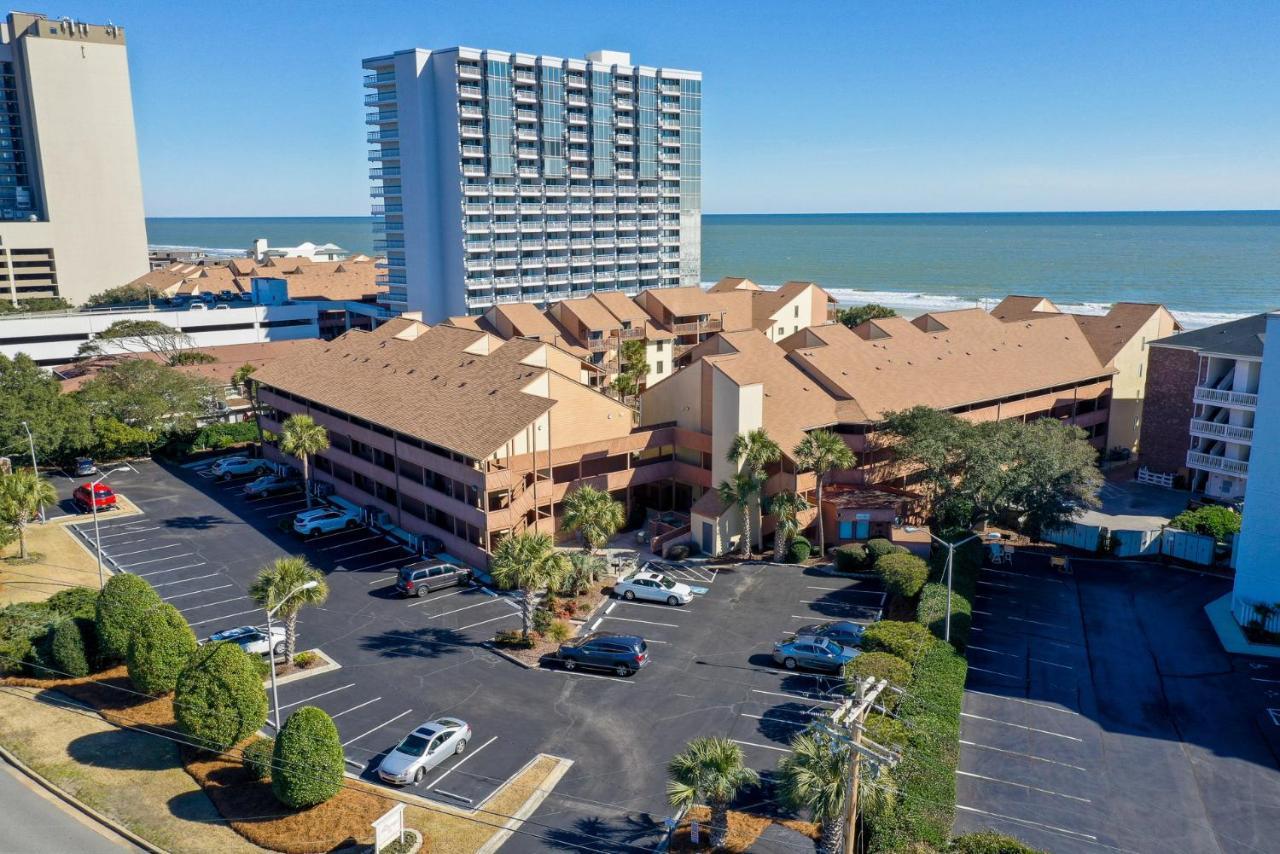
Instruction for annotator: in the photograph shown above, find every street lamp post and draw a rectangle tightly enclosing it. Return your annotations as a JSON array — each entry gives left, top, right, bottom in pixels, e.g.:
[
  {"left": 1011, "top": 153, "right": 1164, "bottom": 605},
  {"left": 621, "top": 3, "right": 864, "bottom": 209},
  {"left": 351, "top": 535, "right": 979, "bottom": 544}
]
[
  {"left": 929, "top": 530, "right": 982, "bottom": 643},
  {"left": 19, "top": 420, "right": 42, "bottom": 522},
  {"left": 91, "top": 467, "right": 132, "bottom": 589},
  {"left": 265, "top": 580, "right": 319, "bottom": 731}
]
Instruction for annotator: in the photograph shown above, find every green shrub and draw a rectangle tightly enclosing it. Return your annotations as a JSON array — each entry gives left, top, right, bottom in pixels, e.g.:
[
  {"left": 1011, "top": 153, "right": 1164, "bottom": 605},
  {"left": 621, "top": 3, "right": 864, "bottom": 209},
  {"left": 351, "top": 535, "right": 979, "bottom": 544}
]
[
  {"left": 126, "top": 603, "right": 197, "bottom": 694},
  {"left": 49, "top": 618, "right": 91, "bottom": 678},
  {"left": 866, "top": 538, "right": 896, "bottom": 561},
  {"left": 292, "top": 651, "right": 318, "bottom": 669},
  {"left": 493, "top": 629, "right": 534, "bottom": 649},
  {"left": 46, "top": 587, "right": 99, "bottom": 620},
  {"left": 163, "top": 422, "right": 260, "bottom": 457},
  {"left": 876, "top": 552, "right": 930, "bottom": 600},
  {"left": 1170, "top": 505, "right": 1241, "bottom": 540},
  {"left": 667, "top": 544, "right": 690, "bottom": 560},
  {"left": 844, "top": 651, "right": 912, "bottom": 709},
  {"left": 917, "top": 540, "right": 981, "bottom": 650},
  {"left": 272, "top": 706, "right": 344, "bottom": 807},
  {"left": 174, "top": 641, "right": 268, "bottom": 752},
  {"left": 861, "top": 620, "right": 934, "bottom": 665},
  {"left": 834, "top": 543, "right": 867, "bottom": 573},
  {"left": 950, "top": 831, "right": 1043, "bottom": 854},
  {"left": 242, "top": 736, "right": 275, "bottom": 781},
  {"left": 788, "top": 536, "right": 812, "bottom": 563},
  {"left": 95, "top": 574, "right": 161, "bottom": 663},
  {"left": 863, "top": 712, "right": 908, "bottom": 752},
  {"left": 249, "top": 654, "right": 271, "bottom": 681},
  {"left": 531, "top": 607, "right": 554, "bottom": 636},
  {"left": 0, "top": 602, "right": 54, "bottom": 676},
  {"left": 547, "top": 619, "right": 573, "bottom": 643}
]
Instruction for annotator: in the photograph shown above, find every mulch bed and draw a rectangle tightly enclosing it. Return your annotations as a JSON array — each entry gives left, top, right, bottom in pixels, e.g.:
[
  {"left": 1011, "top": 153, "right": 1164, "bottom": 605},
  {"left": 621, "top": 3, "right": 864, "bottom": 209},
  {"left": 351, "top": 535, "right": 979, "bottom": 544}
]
[{"left": 668, "top": 805, "right": 819, "bottom": 852}]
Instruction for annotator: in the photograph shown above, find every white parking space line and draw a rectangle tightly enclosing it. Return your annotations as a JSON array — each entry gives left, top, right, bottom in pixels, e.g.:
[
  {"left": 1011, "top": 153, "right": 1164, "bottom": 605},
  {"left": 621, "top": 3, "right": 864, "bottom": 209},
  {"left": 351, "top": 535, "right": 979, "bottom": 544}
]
[
  {"left": 751, "top": 688, "right": 838, "bottom": 706},
  {"left": 331, "top": 697, "right": 381, "bottom": 719},
  {"left": 351, "top": 555, "right": 412, "bottom": 573},
  {"left": 89, "top": 526, "right": 161, "bottom": 539},
  {"left": 730, "top": 738, "right": 791, "bottom": 754},
  {"left": 342, "top": 709, "right": 413, "bottom": 747},
  {"left": 804, "top": 586, "right": 887, "bottom": 600},
  {"left": 954, "top": 805, "right": 1097, "bottom": 842},
  {"left": 118, "top": 553, "right": 197, "bottom": 569},
  {"left": 368, "top": 574, "right": 399, "bottom": 586},
  {"left": 278, "top": 683, "right": 355, "bottom": 712},
  {"left": 149, "top": 573, "right": 220, "bottom": 588},
  {"left": 337, "top": 545, "right": 406, "bottom": 563},
  {"left": 969, "top": 644, "right": 1020, "bottom": 658},
  {"left": 267, "top": 507, "right": 309, "bottom": 519},
  {"left": 965, "top": 689, "right": 1080, "bottom": 715},
  {"left": 307, "top": 528, "right": 368, "bottom": 542},
  {"left": 545, "top": 668, "right": 634, "bottom": 685},
  {"left": 138, "top": 562, "right": 207, "bottom": 578},
  {"left": 968, "top": 664, "right": 1022, "bottom": 680},
  {"left": 589, "top": 618, "right": 602, "bottom": 631},
  {"left": 188, "top": 609, "right": 261, "bottom": 627},
  {"left": 605, "top": 602, "right": 616, "bottom": 614},
  {"left": 1031, "top": 657, "right": 1074, "bottom": 670},
  {"left": 601, "top": 615, "right": 678, "bottom": 628},
  {"left": 179, "top": 596, "right": 250, "bottom": 612},
  {"left": 961, "top": 712, "right": 1082, "bottom": 741},
  {"left": 957, "top": 769, "right": 1091, "bottom": 803},
  {"left": 456, "top": 612, "right": 518, "bottom": 632},
  {"left": 740, "top": 710, "right": 822, "bottom": 724},
  {"left": 406, "top": 589, "right": 469, "bottom": 607},
  {"left": 427, "top": 735, "right": 497, "bottom": 790},
  {"left": 163, "top": 584, "right": 232, "bottom": 601},
  {"left": 791, "top": 614, "right": 880, "bottom": 625},
  {"left": 249, "top": 498, "right": 306, "bottom": 511},
  {"left": 980, "top": 567, "right": 1065, "bottom": 585},
  {"left": 424, "top": 598, "right": 505, "bottom": 618},
  {"left": 321, "top": 534, "right": 381, "bottom": 552},
  {"left": 960, "top": 739, "right": 1087, "bottom": 771},
  {"left": 102, "top": 537, "right": 167, "bottom": 548},
  {"left": 613, "top": 599, "right": 690, "bottom": 612}
]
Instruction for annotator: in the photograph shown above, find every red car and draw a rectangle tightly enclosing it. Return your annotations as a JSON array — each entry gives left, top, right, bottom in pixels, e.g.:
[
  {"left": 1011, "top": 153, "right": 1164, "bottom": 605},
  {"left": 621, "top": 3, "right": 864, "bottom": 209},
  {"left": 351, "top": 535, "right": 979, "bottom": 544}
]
[{"left": 74, "top": 483, "right": 117, "bottom": 513}]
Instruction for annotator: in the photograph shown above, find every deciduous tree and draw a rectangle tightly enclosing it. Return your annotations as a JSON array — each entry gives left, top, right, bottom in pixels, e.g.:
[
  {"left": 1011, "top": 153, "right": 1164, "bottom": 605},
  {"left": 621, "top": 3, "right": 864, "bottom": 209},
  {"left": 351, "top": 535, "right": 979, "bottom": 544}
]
[{"left": 835, "top": 303, "right": 896, "bottom": 330}]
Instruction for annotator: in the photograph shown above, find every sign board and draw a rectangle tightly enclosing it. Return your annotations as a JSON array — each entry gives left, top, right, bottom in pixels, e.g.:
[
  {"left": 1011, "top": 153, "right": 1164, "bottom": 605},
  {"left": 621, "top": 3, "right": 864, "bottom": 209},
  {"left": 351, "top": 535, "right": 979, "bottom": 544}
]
[
  {"left": 690, "top": 820, "right": 700, "bottom": 845},
  {"left": 372, "top": 803, "right": 405, "bottom": 853}
]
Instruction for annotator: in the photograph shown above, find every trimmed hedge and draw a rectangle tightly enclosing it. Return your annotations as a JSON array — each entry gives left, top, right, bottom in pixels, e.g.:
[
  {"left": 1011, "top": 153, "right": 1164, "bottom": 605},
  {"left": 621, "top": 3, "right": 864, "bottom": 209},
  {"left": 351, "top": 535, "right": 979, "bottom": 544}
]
[
  {"left": 834, "top": 544, "right": 867, "bottom": 573},
  {"left": 951, "top": 831, "right": 1043, "bottom": 853},
  {"left": 844, "top": 651, "right": 912, "bottom": 710},
  {"left": 96, "top": 574, "right": 162, "bottom": 664},
  {"left": 242, "top": 736, "right": 275, "bottom": 781},
  {"left": 127, "top": 603, "right": 197, "bottom": 694},
  {"left": 876, "top": 552, "right": 929, "bottom": 600},
  {"left": 863, "top": 712, "right": 908, "bottom": 752},
  {"left": 163, "top": 421, "right": 259, "bottom": 457},
  {"left": 916, "top": 539, "right": 982, "bottom": 650},
  {"left": 866, "top": 538, "right": 897, "bottom": 561},
  {"left": 46, "top": 587, "right": 99, "bottom": 621},
  {"left": 861, "top": 620, "right": 934, "bottom": 665},
  {"left": 272, "top": 706, "right": 345, "bottom": 808},
  {"left": 175, "top": 641, "right": 268, "bottom": 752},
  {"left": 49, "top": 618, "right": 92, "bottom": 678},
  {"left": 788, "top": 535, "right": 812, "bottom": 563},
  {"left": 0, "top": 602, "right": 56, "bottom": 676}
]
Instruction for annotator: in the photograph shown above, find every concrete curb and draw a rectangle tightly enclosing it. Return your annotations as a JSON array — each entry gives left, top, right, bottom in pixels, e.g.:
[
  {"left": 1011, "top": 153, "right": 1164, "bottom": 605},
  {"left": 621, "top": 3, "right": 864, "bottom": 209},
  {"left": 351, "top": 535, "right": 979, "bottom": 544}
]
[
  {"left": 0, "top": 743, "right": 164, "bottom": 853},
  {"left": 474, "top": 755, "right": 573, "bottom": 854},
  {"left": 480, "top": 642, "right": 535, "bottom": 669},
  {"left": 262, "top": 647, "right": 341, "bottom": 688}
]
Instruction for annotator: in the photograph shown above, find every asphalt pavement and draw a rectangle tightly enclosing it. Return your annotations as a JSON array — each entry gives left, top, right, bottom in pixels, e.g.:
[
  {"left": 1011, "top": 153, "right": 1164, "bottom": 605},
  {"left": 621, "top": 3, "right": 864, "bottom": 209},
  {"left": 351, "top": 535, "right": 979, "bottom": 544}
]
[{"left": 0, "top": 759, "right": 137, "bottom": 853}]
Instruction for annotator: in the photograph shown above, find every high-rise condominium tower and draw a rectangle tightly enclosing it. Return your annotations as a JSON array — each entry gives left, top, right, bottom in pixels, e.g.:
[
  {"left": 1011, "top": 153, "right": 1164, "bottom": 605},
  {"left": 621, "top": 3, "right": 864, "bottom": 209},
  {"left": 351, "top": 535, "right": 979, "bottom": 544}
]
[
  {"left": 0, "top": 12, "right": 148, "bottom": 306},
  {"left": 362, "top": 47, "right": 701, "bottom": 321}
]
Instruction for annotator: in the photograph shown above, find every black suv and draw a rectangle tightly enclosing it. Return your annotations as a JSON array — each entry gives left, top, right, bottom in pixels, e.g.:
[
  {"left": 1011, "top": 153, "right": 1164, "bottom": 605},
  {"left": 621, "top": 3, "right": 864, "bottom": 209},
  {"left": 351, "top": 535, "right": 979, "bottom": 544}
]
[
  {"left": 394, "top": 560, "right": 471, "bottom": 597},
  {"left": 557, "top": 632, "right": 649, "bottom": 677}
]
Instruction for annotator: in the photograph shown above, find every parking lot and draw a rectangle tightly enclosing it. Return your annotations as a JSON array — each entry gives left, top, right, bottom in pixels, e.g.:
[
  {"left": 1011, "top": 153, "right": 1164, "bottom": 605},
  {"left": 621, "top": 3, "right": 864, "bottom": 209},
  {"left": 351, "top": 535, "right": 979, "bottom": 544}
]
[
  {"left": 51, "top": 457, "right": 888, "bottom": 850},
  {"left": 955, "top": 554, "right": 1280, "bottom": 853}
]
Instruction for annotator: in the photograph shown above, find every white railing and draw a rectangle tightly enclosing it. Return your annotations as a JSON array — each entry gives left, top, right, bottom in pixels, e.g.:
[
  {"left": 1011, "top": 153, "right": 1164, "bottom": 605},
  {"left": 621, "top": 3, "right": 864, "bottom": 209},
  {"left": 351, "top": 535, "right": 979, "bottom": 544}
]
[
  {"left": 1193, "top": 385, "right": 1258, "bottom": 409},
  {"left": 1186, "top": 451, "right": 1250, "bottom": 477},
  {"left": 1189, "top": 419, "right": 1254, "bottom": 443}
]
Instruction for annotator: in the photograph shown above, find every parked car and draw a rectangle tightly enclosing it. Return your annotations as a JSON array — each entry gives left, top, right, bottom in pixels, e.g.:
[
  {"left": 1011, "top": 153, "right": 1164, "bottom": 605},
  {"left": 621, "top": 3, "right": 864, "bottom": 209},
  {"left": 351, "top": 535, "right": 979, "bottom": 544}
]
[
  {"left": 73, "top": 483, "right": 117, "bottom": 513},
  {"left": 557, "top": 632, "right": 649, "bottom": 677},
  {"left": 613, "top": 570, "right": 693, "bottom": 606},
  {"left": 203, "top": 625, "right": 287, "bottom": 658},
  {"left": 792, "top": 620, "right": 866, "bottom": 648},
  {"left": 244, "top": 473, "right": 299, "bottom": 498},
  {"left": 394, "top": 560, "right": 471, "bottom": 597},
  {"left": 772, "top": 636, "right": 859, "bottom": 672},
  {"left": 292, "top": 506, "right": 361, "bottom": 537},
  {"left": 188, "top": 302, "right": 207, "bottom": 311},
  {"left": 377, "top": 718, "right": 471, "bottom": 786},
  {"left": 210, "top": 456, "right": 269, "bottom": 481},
  {"left": 73, "top": 457, "right": 97, "bottom": 477}
]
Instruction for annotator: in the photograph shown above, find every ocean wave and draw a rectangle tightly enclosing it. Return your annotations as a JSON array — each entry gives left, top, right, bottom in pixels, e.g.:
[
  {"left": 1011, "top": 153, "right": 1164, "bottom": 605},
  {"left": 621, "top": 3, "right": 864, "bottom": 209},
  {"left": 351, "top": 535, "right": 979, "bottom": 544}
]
[{"left": 149, "top": 243, "right": 249, "bottom": 258}]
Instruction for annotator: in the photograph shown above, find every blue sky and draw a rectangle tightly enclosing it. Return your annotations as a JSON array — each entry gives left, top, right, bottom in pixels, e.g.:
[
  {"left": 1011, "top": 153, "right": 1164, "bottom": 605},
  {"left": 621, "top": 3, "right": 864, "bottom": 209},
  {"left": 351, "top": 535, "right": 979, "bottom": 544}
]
[{"left": 54, "top": 0, "right": 1280, "bottom": 216}]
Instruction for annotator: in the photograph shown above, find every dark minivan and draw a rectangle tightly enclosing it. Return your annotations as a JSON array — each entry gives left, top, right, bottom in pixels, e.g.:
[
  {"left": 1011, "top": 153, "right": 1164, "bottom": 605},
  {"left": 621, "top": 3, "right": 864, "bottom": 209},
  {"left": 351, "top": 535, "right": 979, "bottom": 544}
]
[
  {"left": 557, "top": 632, "right": 649, "bottom": 677},
  {"left": 394, "top": 560, "right": 471, "bottom": 597}
]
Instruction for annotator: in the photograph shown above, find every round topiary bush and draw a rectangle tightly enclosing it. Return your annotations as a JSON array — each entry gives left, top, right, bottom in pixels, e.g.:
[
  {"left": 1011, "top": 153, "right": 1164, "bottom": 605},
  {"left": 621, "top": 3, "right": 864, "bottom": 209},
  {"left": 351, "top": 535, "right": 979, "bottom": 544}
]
[
  {"left": 46, "top": 587, "right": 99, "bottom": 621},
  {"left": 788, "top": 536, "right": 812, "bottom": 563},
  {"left": 127, "top": 603, "right": 197, "bottom": 694},
  {"left": 271, "top": 706, "right": 344, "bottom": 808},
  {"left": 95, "top": 574, "right": 162, "bottom": 664},
  {"left": 844, "top": 651, "right": 912, "bottom": 709},
  {"left": 49, "top": 617, "right": 91, "bottom": 678},
  {"left": 875, "top": 552, "right": 930, "bottom": 600},
  {"left": 865, "top": 538, "right": 896, "bottom": 562},
  {"left": 242, "top": 735, "right": 275, "bottom": 781},
  {"left": 833, "top": 544, "right": 867, "bottom": 573},
  {"left": 175, "top": 641, "right": 268, "bottom": 752},
  {"left": 861, "top": 620, "right": 935, "bottom": 665}
]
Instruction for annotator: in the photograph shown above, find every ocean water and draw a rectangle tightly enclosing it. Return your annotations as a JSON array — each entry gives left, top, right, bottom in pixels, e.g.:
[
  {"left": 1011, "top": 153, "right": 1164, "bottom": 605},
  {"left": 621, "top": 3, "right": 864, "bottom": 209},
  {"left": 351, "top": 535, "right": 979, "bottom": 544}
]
[{"left": 146, "top": 211, "right": 1280, "bottom": 329}]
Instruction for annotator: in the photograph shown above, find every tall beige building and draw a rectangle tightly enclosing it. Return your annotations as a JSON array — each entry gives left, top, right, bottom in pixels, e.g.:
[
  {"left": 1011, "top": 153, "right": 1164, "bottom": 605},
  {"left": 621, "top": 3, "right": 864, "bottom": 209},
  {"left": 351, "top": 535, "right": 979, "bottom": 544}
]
[{"left": 0, "top": 12, "right": 148, "bottom": 306}]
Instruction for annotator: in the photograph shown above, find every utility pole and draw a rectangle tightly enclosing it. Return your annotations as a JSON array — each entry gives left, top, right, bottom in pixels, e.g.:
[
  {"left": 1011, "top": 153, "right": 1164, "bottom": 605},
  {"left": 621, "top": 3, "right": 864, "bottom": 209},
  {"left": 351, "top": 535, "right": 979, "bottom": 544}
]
[{"left": 831, "top": 676, "right": 893, "bottom": 854}]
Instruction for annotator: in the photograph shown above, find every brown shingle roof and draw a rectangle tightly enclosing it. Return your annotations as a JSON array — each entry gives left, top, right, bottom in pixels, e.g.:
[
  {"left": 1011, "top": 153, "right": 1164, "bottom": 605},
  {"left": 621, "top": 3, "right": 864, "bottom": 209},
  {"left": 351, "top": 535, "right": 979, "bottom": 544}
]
[
  {"left": 707, "top": 276, "right": 761, "bottom": 294},
  {"left": 126, "top": 258, "right": 385, "bottom": 302},
  {"left": 557, "top": 295, "right": 623, "bottom": 332},
  {"left": 590, "top": 290, "right": 651, "bottom": 327},
  {"left": 749, "top": 281, "right": 834, "bottom": 330},
  {"left": 989, "top": 296, "right": 1177, "bottom": 366},
  {"left": 990, "top": 295, "right": 1062, "bottom": 321},
  {"left": 54, "top": 339, "right": 324, "bottom": 392}
]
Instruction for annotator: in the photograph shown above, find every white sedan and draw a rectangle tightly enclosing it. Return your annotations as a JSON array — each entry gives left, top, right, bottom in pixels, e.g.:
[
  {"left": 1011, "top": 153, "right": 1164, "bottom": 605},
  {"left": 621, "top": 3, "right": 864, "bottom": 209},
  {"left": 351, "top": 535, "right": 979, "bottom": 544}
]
[
  {"left": 203, "top": 625, "right": 287, "bottom": 657},
  {"left": 377, "top": 718, "right": 471, "bottom": 786},
  {"left": 614, "top": 570, "right": 694, "bottom": 606}
]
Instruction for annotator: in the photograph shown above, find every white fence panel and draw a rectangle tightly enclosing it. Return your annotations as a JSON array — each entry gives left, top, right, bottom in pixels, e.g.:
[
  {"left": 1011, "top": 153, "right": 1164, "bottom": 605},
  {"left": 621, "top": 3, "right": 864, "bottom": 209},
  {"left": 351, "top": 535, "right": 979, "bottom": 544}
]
[
  {"left": 1042, "top": 523, "right": 1102, "bottom": 552},
  {"left": 1159, "top": 527, "right": 1216, "bottom": 565},
  {"left": 1112, "top": 528, "right": 1162, "bottom": 558}
]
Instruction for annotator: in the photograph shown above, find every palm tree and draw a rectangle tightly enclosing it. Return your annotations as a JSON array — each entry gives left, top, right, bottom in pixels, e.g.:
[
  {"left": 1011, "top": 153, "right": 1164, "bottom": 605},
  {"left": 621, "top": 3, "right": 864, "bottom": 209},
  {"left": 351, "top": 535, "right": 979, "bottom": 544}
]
[
  {"left": 777, "top": 730, "right": 851, "bottom": 854},
  {"left": 560, "top": 485, "right": 626, "bottom": 552},
  {"left": 488, "top": 532, "right": 570, "bottom": 639},
  {"left": 769, "top": 490, "right": 811, "bottom": 562},
  {"left": 667, "top": 736, "right": 760, "bottom": 850},
  {"left": 279, "top": 414, "right": 329, "bottom": 508},
  {"left": 717, "top": 471, "right": 762, "bottom": 559},
  {"left": 0, "top": 469, "right": 56, "bottom": 560},
  {"left": 248, "top": 556, "right": 329, "bottom": 660},
  {"left": 793, "top": 429, "right": 857, "bottom": 558},
  {"left": 728, "top": 428, "right": 781, "bottom": 550}
]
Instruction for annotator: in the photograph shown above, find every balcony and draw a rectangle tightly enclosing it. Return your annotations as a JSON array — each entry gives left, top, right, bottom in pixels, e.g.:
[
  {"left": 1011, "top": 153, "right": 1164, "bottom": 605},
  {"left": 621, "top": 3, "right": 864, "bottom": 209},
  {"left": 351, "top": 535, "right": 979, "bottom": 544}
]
[
  {"left": 492, "top": 185, "right": 516, "bottom": 196},
  {"left": 364, "top": 91, "right": 396, "bottom": 106},
  {"left": 1189, "top": 419, "right": 1254, "bottom": 443},
  {"left": 457, "top": 63, "right": 481, "bottom": 80},
  {"left": 1186, "top": 451, "right": 1250, "bottom": 477},
  {"left": 514, "top": 89, "right": 537, "bottom": 104},
  {"left": 463, "top": 184, "right": 489, "bottom": 196},
  {"left": 369, "top": 148, "right": 399, "bottom": 161},
  {"left": 615, "top": 98, "right": 634, "bottom": 110},
  {"left": 516, "top": 128, "right": 538, "bottom": 141},
  {"left": 515, "top": 109, "right": 538, "bottom": 122},
  {"left": 616, "top": 116, "right": 634, "bottom": 129},
  {"left": 567, "top": 113, "right": 588, "bottom": 125},
  {"left": 460, "top": 104, "right": 484, "bottom": 118},
  {"left": 370, "top": 204, "right": 402, "bottom": 215},
  {"left": 460, "top": 126, "right": 484, "bottom": 139},
  {"left": 364, "top": 71, "right": 396, "bottom": 86},
  {"left": 1192, "top": 385, "right": 1258, "bottom": 409},
  {"left": 616, "top": 78, "right": 633, "bottom": 93},
  {"left": 566, "top": 74, "right": 587, "bottom": 88},
  {"left": 459, "top": 84, "right": 482, "bottom": 99},
  {"left": 369, "top": 167, "right": 400, "bottom": 179},
  {"left": 367, "top": 130, "right": 398, "bottom": 142},
  {"left": 671, "top": 317, "right": 723, "bottom": 335}
]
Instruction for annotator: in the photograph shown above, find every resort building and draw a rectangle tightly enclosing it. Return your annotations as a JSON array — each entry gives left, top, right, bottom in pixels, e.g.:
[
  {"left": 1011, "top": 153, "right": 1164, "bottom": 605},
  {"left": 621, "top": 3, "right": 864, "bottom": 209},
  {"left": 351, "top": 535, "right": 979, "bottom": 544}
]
[
  {"left": 0, "top": 12, "right": 149, "bottom": 305},
  {"left": 1139, "top": 313, "right": 1265, "bottom": 500},
  {"left": 640, "top": 308, "right": 1116, "bottom": 556},
  {"left": 251, "top": 318, "right": 708, "bottom": 568},
  {"left": 361, "top": 46, "right": 701, "bottom": 320},
  {"left": 991, "top": 296, "right": 1181, "bottom": 454}
]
